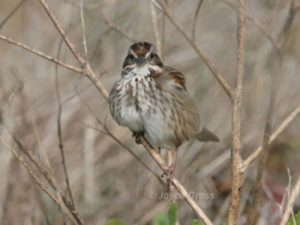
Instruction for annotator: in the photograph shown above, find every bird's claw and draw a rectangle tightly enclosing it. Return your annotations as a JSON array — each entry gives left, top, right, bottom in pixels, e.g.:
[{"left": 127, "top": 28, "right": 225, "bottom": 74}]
[{"left": 132, "top": 132, "right": 144, "bottom": 144}]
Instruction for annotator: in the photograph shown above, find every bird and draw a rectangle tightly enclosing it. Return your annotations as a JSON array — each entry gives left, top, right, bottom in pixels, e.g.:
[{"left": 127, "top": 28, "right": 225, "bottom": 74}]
[{"left": 109, "top": 42, "right": 219, "bottom": 178}]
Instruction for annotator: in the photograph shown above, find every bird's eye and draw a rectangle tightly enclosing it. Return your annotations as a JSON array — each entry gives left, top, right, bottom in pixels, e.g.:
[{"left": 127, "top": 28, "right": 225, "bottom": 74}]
[
  {"left": 149, "top": 53, "right": 155, "bottom": 60},
  {"left": 127, "top": 55, "right": 136, "bottom": 64}
]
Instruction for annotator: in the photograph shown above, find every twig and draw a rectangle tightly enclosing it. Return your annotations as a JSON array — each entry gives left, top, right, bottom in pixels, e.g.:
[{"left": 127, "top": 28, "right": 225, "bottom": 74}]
[
  {"left": 0, "top": 136, "right": 79, "bottom": 225},
  {"left": 101, "top": 13, "right": 135, "bottom": 42},
  {"left": 228, "top": 0, "right": 245, "bottom": 224},
  {"left": 55, "top": 39, "right": 82, "bottom": 224},
  {"left": 140, "top": 137, "right": 214, "bottom": 225},
  {"left": 221, "top": 0, "right": 281, "bottom": 53},
  {"left": 0, "top": 34, "right": 82, "bottom": 74},
  {"left": 37, "top": 0, "right": 109, "bottom": 99},
  {"left": 192, "top": 0, "right": 203, "bottom": 42},
  {"left": 279, "top": 175, "right": 300, "bottom": 225},
  {"left": 0, "top": 0, "right": 27, "bottom": 30},
  {"left": 150, "top": 1, "right": 162, "bottom": 56},
  {"left": 80, "top": 0, "right": 88, "bottom": 59},
  {"left": 158, "top": 0, "right": 233, "bottom": 99},
  {"left": 242, "top": 104, "right": 300, "bottom": 172}
]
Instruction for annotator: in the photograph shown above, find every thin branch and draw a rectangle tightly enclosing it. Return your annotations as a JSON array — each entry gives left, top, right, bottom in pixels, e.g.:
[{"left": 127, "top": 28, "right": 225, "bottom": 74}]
[
  {"left": 3, "top": 124, "right": 83, "bottom": 225},
  {"left": 0, "top": 34, "right": 82, "bottom": 74},
  {"left": 242, "top": 104, "right": 300, "bottom": 171},
  {"left": 55, "top": 39, "right": 82, "bottom": 225},
  {"left": 101, "top": 13, "right": 135, "bottom": 42},
  {"left": 228, "top": 0, "right": 246, "bottom": 224},
  {"left": 139, "top": 137, "right": 214, "bottom": 225},
  {"left": 248, "top": 85, "right": 275, "bottom": 225},
  {"left": 150, "top": 1, "right": 162, "bottom": 56},
  {"left": 279, "top": 175, "right": 300, "bottom": 225},
  {"left": 192, "top": 0, "right": 203, "bottom": 42},
  {"left": 0, "top": 136, "right": 79, "bottom": 225},
  {"left": 221, "top": 0, "right": 281, "bottom": 52},
  {"left": 80, "top": 0, "right": 88, "bottom": 59},
  {"left": 0, "top": 0, "right": 27, "bottom": 30},
  {"left": 37, "top": 0, "right": 109, "bottom": 99},
  {"left": 158, "top": 0, "right": 233, "bottom": 99}
]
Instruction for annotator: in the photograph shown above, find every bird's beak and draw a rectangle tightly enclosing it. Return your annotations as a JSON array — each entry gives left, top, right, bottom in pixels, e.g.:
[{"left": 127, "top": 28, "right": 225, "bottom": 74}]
[{"left": 136, "top": 56, "right": 145, "bottom": 66}]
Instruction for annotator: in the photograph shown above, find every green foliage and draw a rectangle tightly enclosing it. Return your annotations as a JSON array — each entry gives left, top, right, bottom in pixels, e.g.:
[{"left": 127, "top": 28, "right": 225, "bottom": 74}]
[
  {"left": 155, "top": 213, "right": 170, "bottom": 225},
  {"left": 288, "top": 212, "right": 300, "bottom": 225},
  {"left": 191, "top": 219, "right": 203, "bottom": 225},
  {"left": 105, "top": 219, "right": 128, "bottom": 225},
  {"left": 167, "top": 203, "right": 178, "bottom": 225},
  {"left": 154, "top": 203, "right": 178, "bottom": 225}
]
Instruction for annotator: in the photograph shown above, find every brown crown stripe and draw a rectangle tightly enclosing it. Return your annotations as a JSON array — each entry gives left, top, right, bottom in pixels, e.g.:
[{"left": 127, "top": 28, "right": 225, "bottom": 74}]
[{"left": 130, "top": 42, "right": 153, "bottom": 57}]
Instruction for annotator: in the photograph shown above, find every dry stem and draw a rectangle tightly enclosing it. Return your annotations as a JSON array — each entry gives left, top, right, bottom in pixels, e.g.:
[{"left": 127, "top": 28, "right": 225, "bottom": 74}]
[
  {"left": 279, "top": 175, "right": 300, "bottom": 225},
  {"left": 158, "top": 0, "right": 233, "bottom": 99},
  {"left": 228, "top": 0, "right": 245, "bottom": 224}
]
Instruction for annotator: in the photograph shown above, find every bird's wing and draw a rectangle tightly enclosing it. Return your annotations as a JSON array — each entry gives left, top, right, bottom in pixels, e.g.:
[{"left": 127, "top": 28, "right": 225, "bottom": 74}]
[{"left": 156, "top": 66, "right": 187, "bottom": 91}]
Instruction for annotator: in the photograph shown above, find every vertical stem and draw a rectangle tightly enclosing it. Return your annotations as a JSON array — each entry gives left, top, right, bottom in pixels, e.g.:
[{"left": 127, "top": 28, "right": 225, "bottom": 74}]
[{"left": 228, "top": 0, "right": 246, "bottom": 224}]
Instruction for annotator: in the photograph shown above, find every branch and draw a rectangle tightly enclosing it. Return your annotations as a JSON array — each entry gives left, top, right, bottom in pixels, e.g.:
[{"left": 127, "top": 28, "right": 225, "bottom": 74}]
[
  {"left": 158, "top": 0, "right": 234, "bottom": 99},
  {"left": 55, "top": 39, "right": 83, "bottom": 225},
  {"left": 0, "top": 0, "right": 27, "bottom": 30},
  {"left": 279, "top": 175, "right": 300, "bottom": 225},
  {"left": 242, "top": 104, "right": 300, "bottom": 172},
  {"left": 140, "top": 137, "right": 214, "bottom": 225},
  {"left": 221, "top": 0, "right": 281, "bottom": 53},
  {"left": 0, "top": 136, "right": 80, "bottom": 225},
  {"left": 37, "top": 0, "right": 109, "bottom": 99},
  {"left": 228, "top": 0, "right": 245, "bottom": 224},
  {"left": 191, "top": 0, "right": 203, "bottom": 42},
  {"left": 0, "top": 34, "right": 82, "bottom": 74},
  {"left": 150, "top": 1, "right": 162, "bottom": 56}
]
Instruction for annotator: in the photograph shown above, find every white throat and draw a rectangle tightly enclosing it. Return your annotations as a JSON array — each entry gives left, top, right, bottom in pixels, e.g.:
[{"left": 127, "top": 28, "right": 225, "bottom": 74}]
[{"left": 133, "top": 65, "right": 151, "bottom": 77}]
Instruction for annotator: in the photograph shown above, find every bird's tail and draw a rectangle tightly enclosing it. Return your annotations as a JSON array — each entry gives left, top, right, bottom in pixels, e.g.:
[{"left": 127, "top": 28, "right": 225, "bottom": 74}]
[{"left": 195, "top": 127, "right": 219, "bottom": 142}]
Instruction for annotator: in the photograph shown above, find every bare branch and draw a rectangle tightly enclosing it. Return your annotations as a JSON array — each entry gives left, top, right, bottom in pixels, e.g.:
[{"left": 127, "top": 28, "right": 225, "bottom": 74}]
[
  {"left": 279, "top": 175, "right": 300, "bottom": 225},
  {"left": 0, "top": 0, "right": 27, "bottom": 30},
  {"left": 242, "top": 104, "right": 300, "bottom": 171},
  {"left": 158, "top": 0, "right": 233, "bottom": 99},
  {"left": 221, "top": 0, "right": 281, "bottom": 52},
  {"left": 0, "top": 34, "right": 82, "bottom": 74},
  {"left": 101, "top": 13, "right": 135, "bottom": 42},
  {"left": 55, "top": 40, "right": 83, "bottom": 225},
  {"left": 0, "top": 136, "right": 79, "bottom": 225},
  {"left": 192, "top": 0, "right": 203, "bottom": 42},
  {"left": 37, "top": 0, "right": 109, "bottom": 99},
  {"left": 150, "top": 1, "right": 162, "bottom": 56},
  {"left": 80, "top": 0, "right": 88, "bottom": 59},
  {"left": 228, "top": 0, "right": 246, "bottom": 224},
  {"left": 140, "top": 137, "right": 214, "bottom": 225}
]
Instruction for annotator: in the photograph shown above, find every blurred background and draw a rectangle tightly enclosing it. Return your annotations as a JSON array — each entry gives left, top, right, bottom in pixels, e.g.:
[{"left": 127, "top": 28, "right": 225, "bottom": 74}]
[{"left": 0, "top": 0, "right": 300, "bottom": 224}]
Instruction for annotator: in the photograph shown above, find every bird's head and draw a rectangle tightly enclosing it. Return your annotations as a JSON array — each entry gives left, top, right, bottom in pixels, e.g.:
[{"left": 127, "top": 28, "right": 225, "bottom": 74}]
[{"left": 122, "top": 42, "right": 163, "bottom": 76}]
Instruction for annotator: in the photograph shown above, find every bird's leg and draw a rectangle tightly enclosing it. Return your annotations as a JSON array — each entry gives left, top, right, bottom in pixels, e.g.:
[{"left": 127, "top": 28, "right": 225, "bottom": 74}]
[
  {"left": 165, "top": 149, "right": 178, "bottom": 190},
  {"left": 132, "top": 131, "right": 144, "bottom": 144}
]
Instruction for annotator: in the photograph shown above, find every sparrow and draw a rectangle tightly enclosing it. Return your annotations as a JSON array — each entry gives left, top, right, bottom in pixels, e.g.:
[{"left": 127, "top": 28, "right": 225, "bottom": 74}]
[{"left": 109, "top": 42, "right": 219, "bottom": 177}]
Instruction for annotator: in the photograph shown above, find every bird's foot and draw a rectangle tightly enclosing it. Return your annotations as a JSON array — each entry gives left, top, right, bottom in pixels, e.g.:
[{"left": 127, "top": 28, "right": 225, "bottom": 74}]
[
  {"left": 132, "top": 132, "right": 144, "bottom": 144},
  {"left": 161, "top": 164, "right": 176, "bottom": 191}
]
